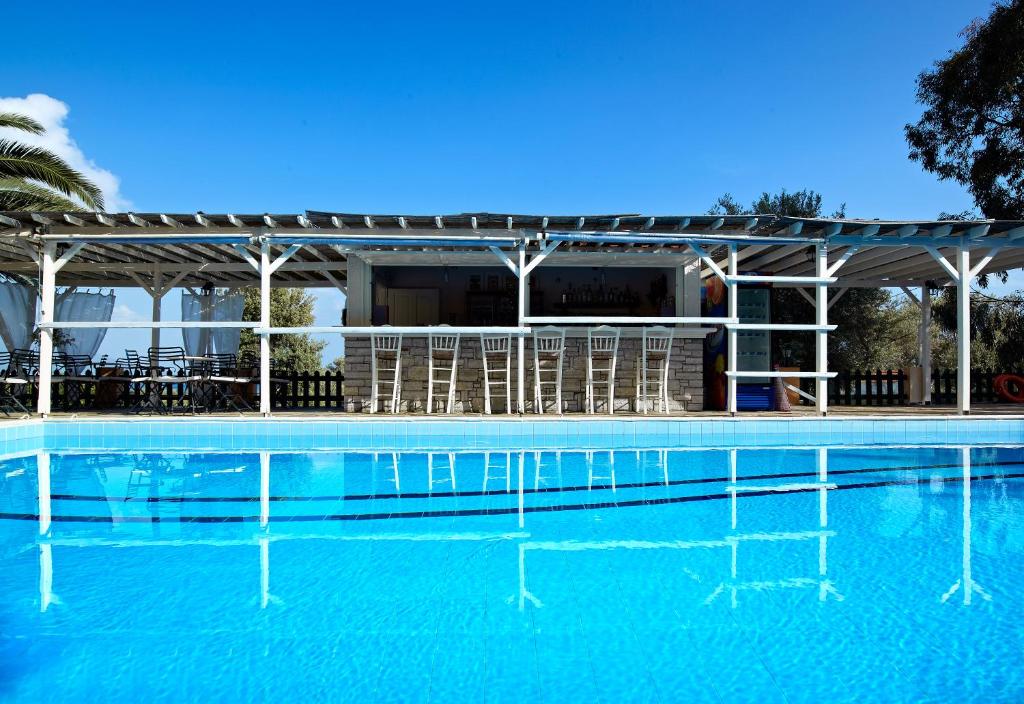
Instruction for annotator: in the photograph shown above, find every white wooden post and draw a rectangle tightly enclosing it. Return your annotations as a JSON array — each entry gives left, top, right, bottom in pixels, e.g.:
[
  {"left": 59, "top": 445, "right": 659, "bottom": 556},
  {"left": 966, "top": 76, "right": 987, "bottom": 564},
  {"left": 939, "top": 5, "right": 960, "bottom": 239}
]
[
  {"left": 681, "top": 258, "right": 701, "bottom": 317},
  {"left": 150, "top": 267, "right": 163, "bottom": 352},
  {"left": 957, "top": 247, "right": 971, "bottom": 414},
  {"left": 37, "top": 242, "right": 57, "bottom": 416},
  {"left": 517, "top": 242, "right": 526, "bottom": 414},
  {"left": 815, "top": 244, "right": 829, "bottom": 415},
  {"left": 920, "top": 285, "right": 932, "bottom": 405},
  {"left": 726, "top": 245, "right": 738, "bottom": 415},
  {"left": 345, "top": 254, "right": 372, "bottom": 326},
  {"left": 260, "top": 241, "right": 271, "bottom": 415}
]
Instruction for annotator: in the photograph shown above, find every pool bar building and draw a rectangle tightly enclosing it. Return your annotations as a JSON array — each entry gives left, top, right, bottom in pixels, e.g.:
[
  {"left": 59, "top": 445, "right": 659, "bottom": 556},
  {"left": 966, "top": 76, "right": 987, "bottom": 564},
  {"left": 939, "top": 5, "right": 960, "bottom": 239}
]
[{"left": 2, "top": 210, "right": 1024, "bottom": 417}]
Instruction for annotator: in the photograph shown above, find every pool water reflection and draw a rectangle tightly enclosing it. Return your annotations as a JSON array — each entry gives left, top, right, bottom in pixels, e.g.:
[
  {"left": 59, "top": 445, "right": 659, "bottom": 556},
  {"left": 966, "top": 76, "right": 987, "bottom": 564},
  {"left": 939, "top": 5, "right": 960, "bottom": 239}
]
[{"left": 1, "top": 445, "right": 1023, "bottom": 702}]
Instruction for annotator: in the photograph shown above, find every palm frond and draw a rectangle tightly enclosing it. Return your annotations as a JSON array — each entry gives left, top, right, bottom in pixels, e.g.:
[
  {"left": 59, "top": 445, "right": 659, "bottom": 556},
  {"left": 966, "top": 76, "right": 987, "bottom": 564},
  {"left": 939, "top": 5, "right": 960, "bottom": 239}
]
[
  {"left": 0, "top": 177, "right": 88, "bottom": 212},
  {"left": 0, "top": 112, "right": 45, "bottom": 135},
  {"left": 0, "top": 139, "right": 103, "bottom": 209}
]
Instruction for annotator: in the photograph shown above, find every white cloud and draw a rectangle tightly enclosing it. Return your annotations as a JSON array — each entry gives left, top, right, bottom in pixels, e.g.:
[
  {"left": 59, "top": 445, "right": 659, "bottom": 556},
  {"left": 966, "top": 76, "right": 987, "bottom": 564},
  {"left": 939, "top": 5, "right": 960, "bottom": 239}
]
[
  {"left": 0, "top": 93, "right": 129, "bottom": 211},
  {"left": 111, "top": 302, "right": 148, "bottom": 323}
]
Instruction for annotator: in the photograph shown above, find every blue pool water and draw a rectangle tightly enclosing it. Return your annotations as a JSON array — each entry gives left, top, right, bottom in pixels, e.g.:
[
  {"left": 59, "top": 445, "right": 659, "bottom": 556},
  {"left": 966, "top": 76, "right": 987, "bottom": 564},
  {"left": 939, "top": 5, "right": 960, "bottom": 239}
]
[{"left": 1, "top": 420, "right": 1024, "bottom": 702}]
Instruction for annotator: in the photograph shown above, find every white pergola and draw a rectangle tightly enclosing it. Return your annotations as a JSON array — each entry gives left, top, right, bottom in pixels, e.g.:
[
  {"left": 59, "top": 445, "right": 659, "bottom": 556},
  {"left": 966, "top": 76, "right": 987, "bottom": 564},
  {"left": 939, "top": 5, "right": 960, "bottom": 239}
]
[{"left": 2, "top": 210, "right": 1022, "bottom": 417}]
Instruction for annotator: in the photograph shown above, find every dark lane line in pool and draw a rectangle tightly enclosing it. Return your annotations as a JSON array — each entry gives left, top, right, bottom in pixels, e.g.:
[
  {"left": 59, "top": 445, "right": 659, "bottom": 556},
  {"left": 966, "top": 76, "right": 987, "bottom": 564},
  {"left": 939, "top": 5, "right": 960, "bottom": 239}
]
[
  {"left": 44, "top": 458, "right": 1024, "bottom": 503},
  {"left": 5, "top": 471, "right": 1024, "bottom": 523}
]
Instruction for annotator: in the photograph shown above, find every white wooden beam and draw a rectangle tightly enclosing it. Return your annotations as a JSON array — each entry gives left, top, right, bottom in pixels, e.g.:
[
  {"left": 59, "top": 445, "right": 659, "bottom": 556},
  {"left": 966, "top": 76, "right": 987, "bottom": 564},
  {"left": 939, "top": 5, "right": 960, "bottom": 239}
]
[
  {"left": 969, "top": 246, "right": 1003, "bottom": 279},
  {"left": 827, "top": 287, "right": 847, "bottom": 310},
  {"left": 37, "top": 241, "right": 56, "bottom": 416},
  {"left": 642, "top": 217, "right": 655, "bottom": 231},
  {"left": 957, "top": 247, "right": 970, "bottom": 414},
  {"left": 826, "top": 245, "right": 860, "bottom": 277},
  {"left": 331, "top": 216, "right": 346, "bottom": 229},
  {"left": 127, "top": 213, "right": 152, "bottom": 228},
  {"left": 900, "top": 286, "right": 921, "bottom": 308},
  {"left": 967, "top": 224, "right": 991, "bottom": 240},
  {"left": 689, "top": 243, "right": 726, "bottom": 282},
  {"left": 488, "top": 246, "right": 519, "bottom": 275},
  {"left": 727, "top": 245, "right": 738, "bottom": 415},
  {"left": 364, "top": 216, "right": 375, "bottom": 229},
  {"left": 263, "top": 215, "right": 280, "bottom": 229},
  {"left": 159, "top": 214, "right": 185, "bottom": 229},
  {"left": 434, "top": 216, "right": 444, "bottom": 230},
  {"left": 710, "top": 217, "right": 725, "bottom": 230},
  {"left": 522, "top": 240, "right": 562, "bottom": 276},
  {"left": 924, "top": 246, "right": 959, "bottom": 281},
  {"left": 815, "top": 244, "right": 829, "bottom": 415},
  {"left": 675, "top": 217, "right": 691, "bottom": 232},
  {"left": 268, "top": 244, "right": 303, "bottom": 274},
  {"left": 53, "top": 243, "right": 84, "bottom": 272},
  {"left": 63, "top": 213, "right": 86, "bottom": 227},
  {"left": 233, "top": 244, "right": 261, "bottom": 272},
  {"left": 227, "top": 214, "right": 245, "bottom": 228}
]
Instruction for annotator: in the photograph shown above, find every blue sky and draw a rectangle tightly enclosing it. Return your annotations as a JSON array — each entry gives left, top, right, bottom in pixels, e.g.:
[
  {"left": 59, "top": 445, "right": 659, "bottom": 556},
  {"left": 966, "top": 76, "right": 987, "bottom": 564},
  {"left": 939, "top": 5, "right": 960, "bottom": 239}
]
[{"left": 2, "top": 0, "right": 1012, "bottom": 363}]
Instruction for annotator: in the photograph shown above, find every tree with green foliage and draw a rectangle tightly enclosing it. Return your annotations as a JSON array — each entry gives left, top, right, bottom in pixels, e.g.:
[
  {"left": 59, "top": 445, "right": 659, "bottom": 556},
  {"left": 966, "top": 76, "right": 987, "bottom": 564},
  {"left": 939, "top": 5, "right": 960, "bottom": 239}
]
[
  {"left": 709, "top": 189, "right": 917, "bottom": 371},
  {"left": 0, "top": 112, "right": 104, "bottom": 211},
  {"left": 905, "top": 0, "right": 1024, "bottom": 220},
  {"left": 238, "top": 288, "right": 326, "bottom": 372}
]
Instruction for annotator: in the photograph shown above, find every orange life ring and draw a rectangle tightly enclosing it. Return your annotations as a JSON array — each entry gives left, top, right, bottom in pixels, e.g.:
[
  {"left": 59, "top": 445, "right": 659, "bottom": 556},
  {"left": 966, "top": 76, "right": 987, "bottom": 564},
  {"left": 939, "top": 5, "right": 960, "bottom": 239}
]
[{"left": 993, "top": 374, "right": 1024, "bottom": 403}]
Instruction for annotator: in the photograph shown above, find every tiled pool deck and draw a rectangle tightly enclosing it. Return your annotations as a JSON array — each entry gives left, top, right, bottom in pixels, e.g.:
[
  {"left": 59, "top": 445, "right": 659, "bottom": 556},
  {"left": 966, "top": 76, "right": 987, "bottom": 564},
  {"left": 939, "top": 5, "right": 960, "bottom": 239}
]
[{"left": 2, "top": 415, "right": 1024, "bottom": 454}]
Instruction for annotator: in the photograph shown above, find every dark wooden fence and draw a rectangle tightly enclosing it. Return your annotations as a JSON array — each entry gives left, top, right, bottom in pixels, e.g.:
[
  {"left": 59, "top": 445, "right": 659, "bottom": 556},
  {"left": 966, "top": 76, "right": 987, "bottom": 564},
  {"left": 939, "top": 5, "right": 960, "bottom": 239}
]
[
  {"left": 805, "top": 368, "right": 1021, "bottom": 406},
  {"left": 24, "top": 370, "right": 346, "bottom": 412}
]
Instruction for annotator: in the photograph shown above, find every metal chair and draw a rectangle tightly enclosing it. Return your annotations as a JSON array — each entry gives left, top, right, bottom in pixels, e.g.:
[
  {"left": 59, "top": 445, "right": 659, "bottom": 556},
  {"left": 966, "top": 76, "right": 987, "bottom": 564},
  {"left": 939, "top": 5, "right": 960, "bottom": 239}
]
[
  {"left": 586, "top": 325, "right": 621, "bottom": 414},
  {"left": 532, "top": 326, "right": 566, "bottom": 414},
  {"left": 52, "top": 352, "right": 95, "bottom": 410},
  {"left": 635, "top": 326, "right": 674, "bottom": 414},
  {"left": 136, "top": 347, "right": 195, "bottom": 414},
  {"left": 480, "top": 333, "right": 512, "bottom": 414},
  {"left": 370, "top": 329, "right": 403, "bottom": 414},
  {"left": 0, "top": 349, "right": 37, "bottom": 416},
  {"left": 427, "top": 328, "right": 460, "bottom": 414}
]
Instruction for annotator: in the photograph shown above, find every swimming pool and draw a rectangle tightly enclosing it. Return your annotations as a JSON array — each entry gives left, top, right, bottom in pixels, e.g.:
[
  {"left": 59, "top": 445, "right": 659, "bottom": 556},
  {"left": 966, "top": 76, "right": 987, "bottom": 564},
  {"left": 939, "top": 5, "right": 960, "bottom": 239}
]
[{"left": 1, "top": 418, "right": 1023, "bottom": 702}]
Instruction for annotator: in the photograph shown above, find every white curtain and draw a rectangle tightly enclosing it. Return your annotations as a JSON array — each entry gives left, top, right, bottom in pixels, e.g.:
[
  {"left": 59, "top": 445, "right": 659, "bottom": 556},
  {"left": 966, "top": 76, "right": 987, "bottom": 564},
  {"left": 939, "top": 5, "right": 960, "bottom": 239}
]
[
  {"left": 55, "top": 289, "right": 116, "bottom": 363},
  {"left": 0, "top": 278, "right": 37, "bottom": 353},
  {"left": 212, "top": 290, "right": 245, "bottom": 356},
  {"left": 181, "top": 289, "right": 244, "bottom": 357},
  {"left": 181, "top": 290, "right": 205, "bottom": 357}
]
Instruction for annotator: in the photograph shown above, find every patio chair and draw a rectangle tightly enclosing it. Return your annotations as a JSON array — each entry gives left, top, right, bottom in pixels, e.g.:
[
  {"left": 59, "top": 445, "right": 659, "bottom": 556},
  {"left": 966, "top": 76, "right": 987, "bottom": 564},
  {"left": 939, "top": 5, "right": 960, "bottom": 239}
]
[
  {"left": 195, "top": 353, "right": 253, "bottom": 413},
  {"left": 52, "top": 352, "right": 95, "bottom": 410},
  {"left": 0, "top": 349, "right": 39, "bottom": 416},
  {"left": 133, "top": 347, "right": 197, "bottom": 414}
]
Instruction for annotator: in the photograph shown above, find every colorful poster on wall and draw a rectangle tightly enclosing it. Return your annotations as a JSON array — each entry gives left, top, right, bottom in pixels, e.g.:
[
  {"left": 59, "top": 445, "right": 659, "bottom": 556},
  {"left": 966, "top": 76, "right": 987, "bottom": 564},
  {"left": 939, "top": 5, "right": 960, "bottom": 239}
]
[{"left": 703, "top": 276, "right": 727, "bottom": 411}]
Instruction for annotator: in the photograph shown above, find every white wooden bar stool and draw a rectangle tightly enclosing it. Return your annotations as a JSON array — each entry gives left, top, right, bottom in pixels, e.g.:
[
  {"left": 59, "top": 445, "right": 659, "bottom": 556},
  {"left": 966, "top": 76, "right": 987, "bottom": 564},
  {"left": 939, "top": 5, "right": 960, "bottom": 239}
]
[
  {"left": 480, "top": 333, "right": 512, "bottom": 414},
  {"left": 370, "top": 329, "right": 403, "bottom": 414},
  {"left": 532, "top": 326, "right": 566, "bottom": 414},
  {"left": 586, "top": 325, "right": 621, "bottom": 414},
  {"left": 635, "top": 326, "right": 674, "bottom": 414},
  {"left": 428, "top": 327, "right": 460, "bottom": 414}
]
